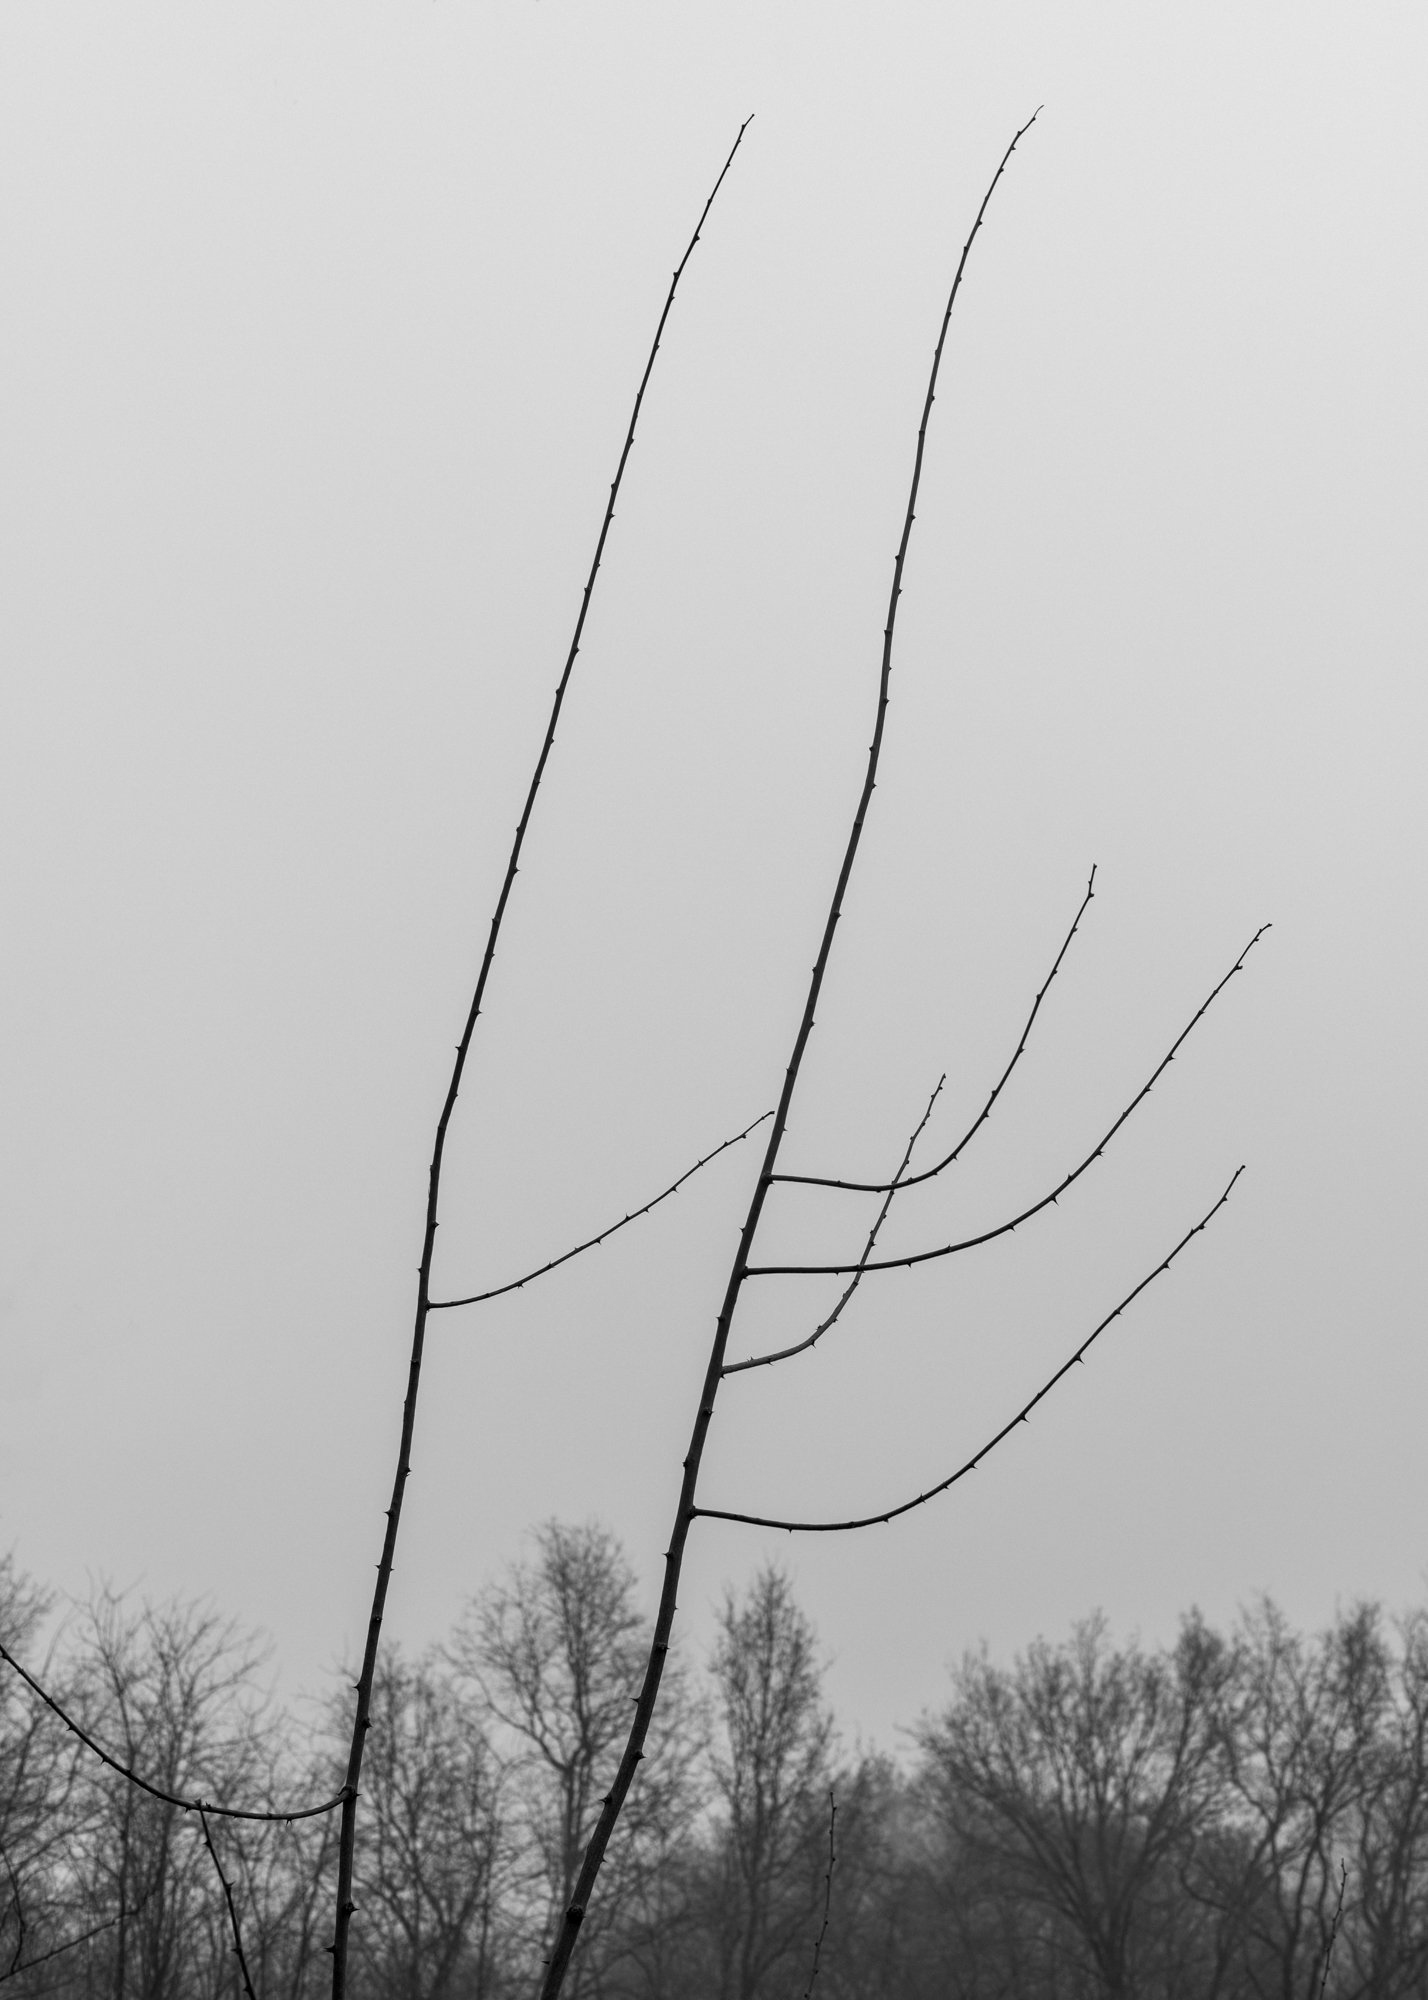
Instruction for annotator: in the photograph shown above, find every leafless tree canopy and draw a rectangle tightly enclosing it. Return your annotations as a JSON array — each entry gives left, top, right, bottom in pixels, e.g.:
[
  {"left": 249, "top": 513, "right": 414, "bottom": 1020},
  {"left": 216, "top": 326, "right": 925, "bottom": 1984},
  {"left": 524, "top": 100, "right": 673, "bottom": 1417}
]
[{"left": 6, "top": 1541, "right": 1428, "bottom": 2000}]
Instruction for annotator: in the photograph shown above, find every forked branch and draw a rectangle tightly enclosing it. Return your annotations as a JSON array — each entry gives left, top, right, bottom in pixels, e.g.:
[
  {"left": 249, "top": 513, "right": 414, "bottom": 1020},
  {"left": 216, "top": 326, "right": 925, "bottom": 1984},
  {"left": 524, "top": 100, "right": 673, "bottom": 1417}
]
[
  {"left": 330, "top": 116, "right": 753, "bottom": 1999},
  {"left": 774, "top": 867, "right": 1097, "bottom": 1193},
  {"left": 535, "top": 110, "right": 1043, "bottom": 2000},
  {"left": 725, "top": 1078, "right": 944, "bottom": 1374},
  {"left": 745, "top": 927, "right": 1267, "bottom": 1278},
  {"left": 698, "top": 1167, "right": 1242, "bottom": 1533},
  {"left": 0, "top": 1902, "right": 150, "bottom": 1988},
  {"left": 430, "top": 1111, "right": 771, "bottom": 1312}
]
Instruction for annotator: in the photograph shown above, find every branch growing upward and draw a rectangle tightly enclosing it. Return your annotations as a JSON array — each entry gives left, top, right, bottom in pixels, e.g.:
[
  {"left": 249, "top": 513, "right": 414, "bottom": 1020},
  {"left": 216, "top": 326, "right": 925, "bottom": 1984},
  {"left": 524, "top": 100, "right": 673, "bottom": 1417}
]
[
  {"left": 327, "top": 116, "right": 754, "bottom": 1998},
  {"left": 534, "top": 110, "right": 1043, "bottom": 2000}
]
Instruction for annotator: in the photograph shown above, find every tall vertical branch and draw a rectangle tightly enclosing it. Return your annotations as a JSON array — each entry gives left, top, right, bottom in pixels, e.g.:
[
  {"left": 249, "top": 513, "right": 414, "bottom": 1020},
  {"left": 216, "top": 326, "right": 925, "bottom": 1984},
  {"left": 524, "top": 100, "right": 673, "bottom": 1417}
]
[
  {"left": 328, "top": 118, "right": 753, "bottom": 1997},
  {"left": 536, "top": 112, "right": 1040, "bottom": 2000}
]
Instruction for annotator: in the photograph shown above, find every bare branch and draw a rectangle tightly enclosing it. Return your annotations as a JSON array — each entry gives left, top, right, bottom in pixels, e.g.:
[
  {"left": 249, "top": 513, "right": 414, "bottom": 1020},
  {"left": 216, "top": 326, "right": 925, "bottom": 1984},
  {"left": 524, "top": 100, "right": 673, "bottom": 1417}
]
[
  {"left": 430, "top": 1111, "right": 772, "bottom": 1312},
  {"left": 1319, "top": 1859, "right": 1349, "bottom": 2000},
  {"left": 775, "top": 867, "right": 1097, "bottom": 1193},
  {"left": 197, "top": 1806, "right": 258, "bottom": 2000},
  {"left": 0, "top": 1836, "right": 23, "bottom": 1977},
  {"left": 0, "top": 1910, "right": 125, "bottom": 1987},
  {"left": 331, "top": 114, "right": 755, "bottom": 1998},
  {"left": 0, "top": 1642, "right": 345, "bottom": 1824},
  {"left": 697, "top": 1167, "right": 1242, "bottom": 1533},
  {"left": 536, "top": 110, "right": 1042, "bottom": 2000},
  {"left": 725, "top": 1079, "right": 944, "bottom": 1374},
  {"left": 802, "top": 1789, "right": 838, "bottom": 1999},
  {"left": 745, "top": 929, "right": 1267, "bottom": 1278}
]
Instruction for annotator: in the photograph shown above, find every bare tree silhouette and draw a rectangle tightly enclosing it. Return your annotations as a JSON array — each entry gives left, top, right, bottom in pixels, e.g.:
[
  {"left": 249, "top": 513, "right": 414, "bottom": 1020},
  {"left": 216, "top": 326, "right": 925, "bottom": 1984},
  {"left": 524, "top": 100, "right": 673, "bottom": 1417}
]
[{"left": 0, "top": 110, "right": 1261, "bottom": 2000}]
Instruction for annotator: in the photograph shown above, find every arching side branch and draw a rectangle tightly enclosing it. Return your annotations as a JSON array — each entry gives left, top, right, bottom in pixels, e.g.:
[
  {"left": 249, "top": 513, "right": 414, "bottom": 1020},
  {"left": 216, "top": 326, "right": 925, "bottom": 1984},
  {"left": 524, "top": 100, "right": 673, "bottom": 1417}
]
[
  {"left": 699, "top": 1167, "right": 1243, "bottom": 1533},
  {"left": 534, "top": 110, "right": 1043, "bottom": 2000},
  {"left": 329, "top": 117, "right": 754, "bottom": 2000},
  {"left": 429, "top": 1110, "right": 771, "bottom": 1312},
  {"left": 774, "top": 866, "right": 1097, "bottom": 1194},
  {"left": 725, "top": 1076, "right": 944, "bottom": 1375},
  {"left": 745, "top": 927, "right": 1267, "bottom": 1278}
]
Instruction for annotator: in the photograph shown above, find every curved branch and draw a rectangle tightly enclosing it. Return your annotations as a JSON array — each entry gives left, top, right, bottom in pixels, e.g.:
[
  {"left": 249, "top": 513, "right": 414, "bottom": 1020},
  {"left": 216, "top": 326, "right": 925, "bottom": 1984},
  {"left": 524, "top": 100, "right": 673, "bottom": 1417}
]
[
  {"left": 745, "top": 928, "right": 1267, "bottom": 1277},
  {"left": 430, "top": 1111, "right": 771, "bottom": 1312},
  {"left": 333, "top": 115, "right": 756, "bottom": 1997},
  {"left": 698, "top": 1167, "right": 1242, "bottom": 1533},
  {"left": 725, "top": 1079, "right": 943, "bottom": 1374},
  {"left": 0, "top": 1643, "right": 345, "bottom": 1825},
  {"left": 536, "top": 111, "right": 1042, "bottom": 2000},
  {"left": 774, "top": 867, "right": 1097, "bottom": 1193}
]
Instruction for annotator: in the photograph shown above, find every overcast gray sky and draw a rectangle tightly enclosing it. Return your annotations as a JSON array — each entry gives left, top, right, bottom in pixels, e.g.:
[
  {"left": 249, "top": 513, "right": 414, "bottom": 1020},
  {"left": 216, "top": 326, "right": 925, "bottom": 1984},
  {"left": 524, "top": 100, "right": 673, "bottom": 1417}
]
[{"left": 2, "top": 1, "right": 1426, "bottom": 1751}]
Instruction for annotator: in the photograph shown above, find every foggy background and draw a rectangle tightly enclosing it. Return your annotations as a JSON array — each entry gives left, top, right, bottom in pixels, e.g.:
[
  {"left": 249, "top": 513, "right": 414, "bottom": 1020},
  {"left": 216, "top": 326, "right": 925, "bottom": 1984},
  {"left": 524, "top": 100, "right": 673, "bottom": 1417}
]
[{"left": 2, "top": 1, "right": 1425, "bottom": 1752}]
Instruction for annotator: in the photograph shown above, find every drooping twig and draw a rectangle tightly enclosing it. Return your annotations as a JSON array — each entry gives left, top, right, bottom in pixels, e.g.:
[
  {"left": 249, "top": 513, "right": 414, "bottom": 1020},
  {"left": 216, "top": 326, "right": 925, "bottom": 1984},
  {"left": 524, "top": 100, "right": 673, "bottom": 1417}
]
[
  {"left": 197, "top": 1806, "right": 257, "bottom": 2000},
  {"left": 330, "top": 116, "right": 754, "bottom": 2000},
  {"left": 429, "top": 1111, "right": 771, "bottom": 1312},
  {"left": 802, "top": 1789, "right": 838, "bottom": 1998},
  {"left": 697, "top": 1167, "right": 1241, "bottom": 1533},
  {"left": 725, "top": 1079, "right": 944, "bottom": 1374},
  {"left": 744, "top": 928, "right": 1267, "bottom": 1277},
  {"left": 1319, "top": 1860, "right": 1349, "bottom": 2000},
  {"left": 775, "top": 867, "right": 1097, "bottom": 1193},
  {"left": 0, "top": 1642, "right": 343, "bottom": 1825},
  {"left": 535, "top": 112, "right": 1042, "bottom": 2000}
]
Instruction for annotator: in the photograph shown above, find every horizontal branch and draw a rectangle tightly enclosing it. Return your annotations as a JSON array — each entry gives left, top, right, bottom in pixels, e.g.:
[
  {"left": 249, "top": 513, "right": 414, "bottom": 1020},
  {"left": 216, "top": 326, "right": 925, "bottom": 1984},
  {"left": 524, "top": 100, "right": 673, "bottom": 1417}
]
[
  {"left": 746, "top": 927, "right": 1267, "bottom": 1277},
  {"left": 726, "top": 1079, "right": 944, "bottom": 1374},
  {"left": 429, "top": 1111, "right": 772, "bottom": 1312},
  {"left": 696, "top": 1166, "right": 1242, "bottom": 1533},
  {"left": 774, "top": 868, "right": 1097, "bottom": 1193},
  {"left": 0, "top": 1642, "right": 345, "bottom": 1824}
]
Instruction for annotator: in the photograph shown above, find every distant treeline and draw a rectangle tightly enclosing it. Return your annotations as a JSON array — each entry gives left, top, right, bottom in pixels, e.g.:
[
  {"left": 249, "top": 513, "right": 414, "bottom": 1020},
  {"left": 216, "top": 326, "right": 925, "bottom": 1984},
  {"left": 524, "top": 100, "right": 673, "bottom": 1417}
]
[{"left": 2, "top": 1526, "right": 1426, "bottom": 2000}]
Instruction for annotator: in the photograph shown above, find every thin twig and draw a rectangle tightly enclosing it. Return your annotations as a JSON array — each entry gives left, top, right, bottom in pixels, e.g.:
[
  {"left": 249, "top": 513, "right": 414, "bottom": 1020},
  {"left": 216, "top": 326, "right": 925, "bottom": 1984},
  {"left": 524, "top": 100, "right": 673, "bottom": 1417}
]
[
  {"left": 744, "top": 928, "right": 1267, "bottom": 1277},
  {"left": 535, "top": 112, "right": 1041, "bottom": 2000},
  {"left": 0, "top": 1915, "right": 117, "bottom": 1987},
  {"left": 725, "top": 1079, "right": 943, "bottom": 1374},
  {"left": 197, "top": 1806, "right": 258, "bottom": 2000},
  {"left": 1319, "top": 1860, "right": 1348, "bottom": 2000},
  {"left": 429, "top": 1111, "right": 771, "bottom": 1311},
  {"left": 697, "top": 1167, "right": 1242, "bottom": 1533},
  {"left": 0, "top": 1643, "right": 343, "bottom": 1825},
  {"left": 0, "top": 1885, "right": 155, "bottom": 1988},
  {"left": 802, "top": 1789, "right": 838, "bottom": 1998},
  {"left": 0, "top": 1835, "right": 23, "bottom": 1976},
  {"left": 331, "top": 114, "right": 755, "bottom": 2000},
  {"left": 775, "top": 868, "right": 1097, "bottom": 1192}
]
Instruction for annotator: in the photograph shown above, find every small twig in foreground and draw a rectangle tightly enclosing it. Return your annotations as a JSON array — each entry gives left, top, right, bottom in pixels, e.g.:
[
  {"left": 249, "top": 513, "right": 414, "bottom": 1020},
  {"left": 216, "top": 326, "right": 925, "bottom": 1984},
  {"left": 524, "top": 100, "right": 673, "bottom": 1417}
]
[
  {"left": 197, "top": 1807, "right": 257, "bottom": 2000},
  {"left": 802, "top": 1788, "right": 838, "bottom": 1999}
]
